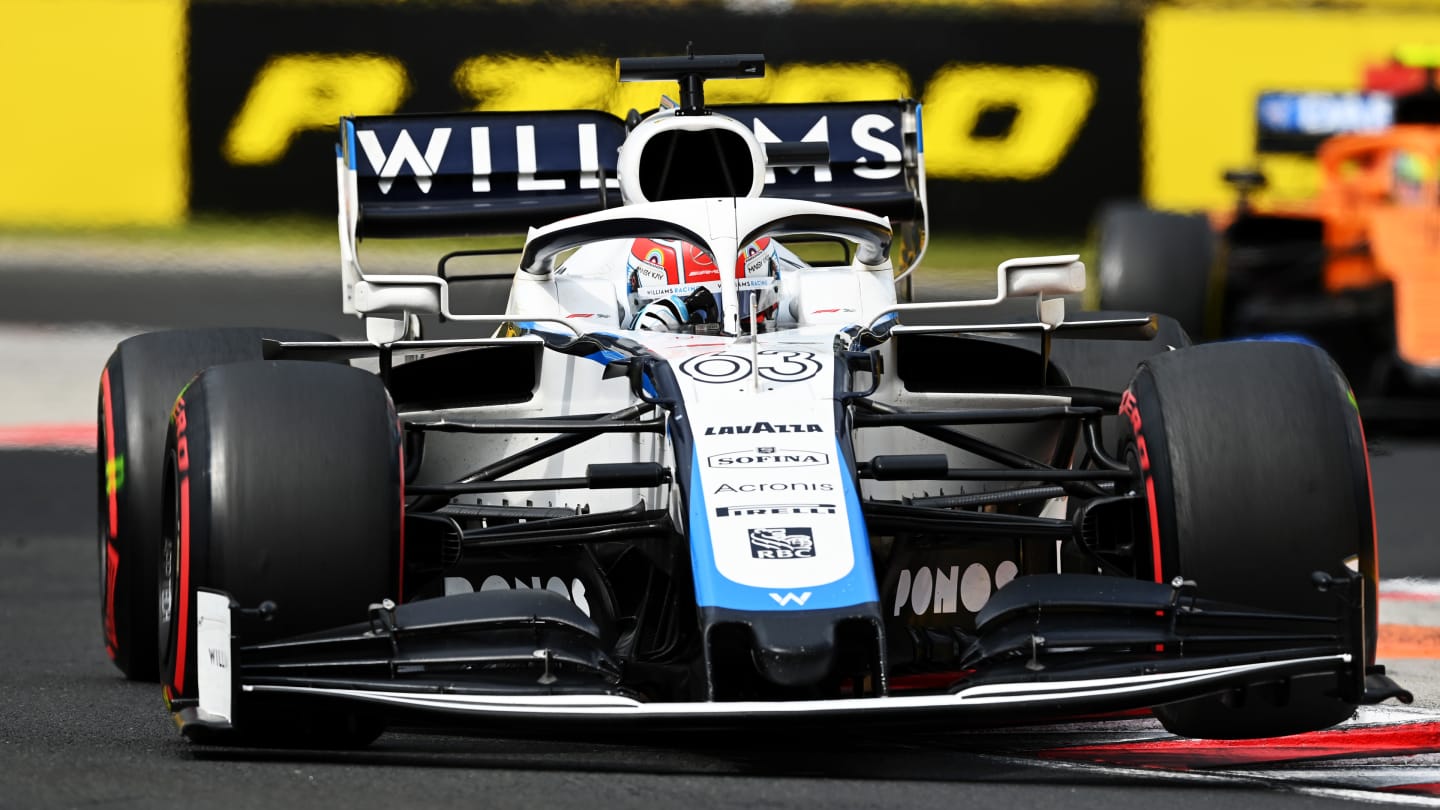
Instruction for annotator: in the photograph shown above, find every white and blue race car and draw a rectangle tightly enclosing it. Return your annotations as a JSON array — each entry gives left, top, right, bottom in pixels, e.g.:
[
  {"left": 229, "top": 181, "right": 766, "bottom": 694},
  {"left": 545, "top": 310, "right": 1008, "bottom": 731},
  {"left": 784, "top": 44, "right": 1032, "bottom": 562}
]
[{"left": 96, "top": 54, "right": 1407, "bottom": 746}]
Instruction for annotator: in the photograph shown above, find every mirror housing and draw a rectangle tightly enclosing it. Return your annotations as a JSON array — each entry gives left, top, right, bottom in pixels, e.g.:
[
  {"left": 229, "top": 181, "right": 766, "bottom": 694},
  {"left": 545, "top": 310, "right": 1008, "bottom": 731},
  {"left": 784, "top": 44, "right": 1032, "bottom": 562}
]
[
  {"left": 1000, "top": 255, "right": 1086, "bottom": 298},
  {"left": 353, "top": 280, "right": 443, "bottom": 316}
]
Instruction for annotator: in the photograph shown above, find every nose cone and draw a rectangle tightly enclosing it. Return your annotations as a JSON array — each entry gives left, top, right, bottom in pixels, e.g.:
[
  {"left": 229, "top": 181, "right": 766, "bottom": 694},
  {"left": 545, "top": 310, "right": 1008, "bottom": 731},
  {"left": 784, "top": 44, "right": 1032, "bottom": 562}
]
[
  {"left": 703, "top": 605, "right": 884, "bottom": 694},
  {"left": 749, "top": 617, "right": 841, "bottom": 687}
]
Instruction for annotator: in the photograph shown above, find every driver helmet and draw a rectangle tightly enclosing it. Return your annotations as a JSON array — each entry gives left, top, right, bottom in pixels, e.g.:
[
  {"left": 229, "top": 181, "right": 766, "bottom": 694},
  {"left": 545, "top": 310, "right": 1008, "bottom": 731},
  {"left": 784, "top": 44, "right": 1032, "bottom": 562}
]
[
  {"left": 1393, "top": 149, "right": 1431, "bottom": 205},
  {"left": 625, "top": 237, "right": 780, "bottom": 330}
]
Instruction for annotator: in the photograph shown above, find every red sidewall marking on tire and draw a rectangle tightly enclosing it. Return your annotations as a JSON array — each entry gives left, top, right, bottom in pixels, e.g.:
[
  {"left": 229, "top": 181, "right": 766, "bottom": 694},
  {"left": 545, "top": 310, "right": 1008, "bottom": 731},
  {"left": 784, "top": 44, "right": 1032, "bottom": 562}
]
[
  {"left": 104, "top": 542, "right": 120, "bottom": 658},
  {"left": 174, "top": 475, "right": 190, "bottom": 694},
  {"left": 1119, "top": 390, "right": 1163, "bottom": 584},
  {"left": 1141, "top": 477, "right": 1161, "bottom": 583},
  {"left": 100, "top": 370, "right": 121, "bottom": 657},
  {"left": 173, "top": 399, "right": 191, "bottom": 695}
]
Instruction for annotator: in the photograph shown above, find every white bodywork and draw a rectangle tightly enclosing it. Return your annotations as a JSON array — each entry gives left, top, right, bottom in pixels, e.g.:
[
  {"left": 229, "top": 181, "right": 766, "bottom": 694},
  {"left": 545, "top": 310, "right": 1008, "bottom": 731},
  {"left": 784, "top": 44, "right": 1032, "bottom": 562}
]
[
  {"left": 335, "top": 99, "right": 1090, "bottom": 616},
  {"left": 385, "top": 195, "right": 1088, "bottom": 615}
]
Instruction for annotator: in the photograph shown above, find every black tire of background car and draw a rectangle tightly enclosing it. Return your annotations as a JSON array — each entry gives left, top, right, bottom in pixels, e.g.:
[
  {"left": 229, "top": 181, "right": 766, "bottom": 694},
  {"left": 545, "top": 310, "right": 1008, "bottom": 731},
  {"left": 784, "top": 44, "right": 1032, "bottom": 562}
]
[
  {"left": 1096, "top": 203, "right": 1217, "bottom": 341},
  {"left": 159, "top": 360, "right": 401, "bottom": 746},
  {"left": 1122, "top": 341, "right": 1377, "bottom": 740},
  {"left": 97, "top": 327, "right": 335, "bottom": 681}
]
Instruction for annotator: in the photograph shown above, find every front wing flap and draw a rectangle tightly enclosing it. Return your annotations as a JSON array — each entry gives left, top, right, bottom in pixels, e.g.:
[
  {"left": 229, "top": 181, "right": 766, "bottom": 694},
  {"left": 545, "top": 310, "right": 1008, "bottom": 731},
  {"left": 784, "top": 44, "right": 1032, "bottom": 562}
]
[{"left": 212, "top": 654, "right": 1357, "bottom": 734}]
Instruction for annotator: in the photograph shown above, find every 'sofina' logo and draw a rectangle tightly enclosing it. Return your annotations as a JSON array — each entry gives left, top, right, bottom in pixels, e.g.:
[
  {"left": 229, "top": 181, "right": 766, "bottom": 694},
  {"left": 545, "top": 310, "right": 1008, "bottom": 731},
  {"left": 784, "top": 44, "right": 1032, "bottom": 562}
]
[{"left": 706, "top": 447, "right": 829, "bottom": 468}]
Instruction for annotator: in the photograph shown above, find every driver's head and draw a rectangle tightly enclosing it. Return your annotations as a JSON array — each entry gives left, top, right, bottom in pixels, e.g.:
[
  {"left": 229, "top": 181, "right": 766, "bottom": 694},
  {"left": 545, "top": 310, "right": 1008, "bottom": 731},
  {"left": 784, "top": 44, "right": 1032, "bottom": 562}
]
[
  {"left": 626, "top": 238, "right": 718, "bottom": 293},
  {"left": 625, "top": 237, "right": 780, "bottom": 331}
]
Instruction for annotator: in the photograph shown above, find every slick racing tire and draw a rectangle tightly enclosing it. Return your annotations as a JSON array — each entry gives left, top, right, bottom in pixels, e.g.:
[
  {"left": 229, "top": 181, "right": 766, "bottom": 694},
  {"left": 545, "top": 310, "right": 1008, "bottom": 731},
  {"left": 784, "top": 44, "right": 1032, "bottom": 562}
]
[
  {"left": 159, "top": 360, "right": 401, "bottom": 747},
  {"left": 1120, "top": 341, "right": 1377, "bottom": 739},
  {"left": 1096, "top": 203, "right": 1216, "bottom": 341},
  {"left": 1049, "top": 314, "right": 1189, "bottom": 492},
  {"left": 98, "top": 327, "right": 334, "bottom": 681}
]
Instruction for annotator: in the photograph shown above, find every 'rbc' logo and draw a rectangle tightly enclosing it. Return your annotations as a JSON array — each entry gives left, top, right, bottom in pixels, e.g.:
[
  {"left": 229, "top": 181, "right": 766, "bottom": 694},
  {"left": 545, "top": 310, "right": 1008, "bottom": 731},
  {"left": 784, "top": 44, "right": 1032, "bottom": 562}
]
[{"left": 749, "top": 527, "right": 815, "bottom": 559}]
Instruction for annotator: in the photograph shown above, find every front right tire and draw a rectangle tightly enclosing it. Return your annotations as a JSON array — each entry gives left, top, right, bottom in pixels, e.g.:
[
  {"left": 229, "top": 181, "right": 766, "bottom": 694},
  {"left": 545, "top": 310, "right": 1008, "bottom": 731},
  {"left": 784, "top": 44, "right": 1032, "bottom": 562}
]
[{"left": 1120, "top": 341, "right": 1377, "bottom": 739}]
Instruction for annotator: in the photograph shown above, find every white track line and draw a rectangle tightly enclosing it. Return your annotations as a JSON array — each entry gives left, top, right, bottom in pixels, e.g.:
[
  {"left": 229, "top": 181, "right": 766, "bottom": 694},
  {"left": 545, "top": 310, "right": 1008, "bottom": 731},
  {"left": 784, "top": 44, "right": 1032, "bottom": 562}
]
[
  {"left": 1384, "top": 580, "right": 1440, "bottom": 602},
  {"left": 0, "top": 323, "right": 139, "bottom": 428}
]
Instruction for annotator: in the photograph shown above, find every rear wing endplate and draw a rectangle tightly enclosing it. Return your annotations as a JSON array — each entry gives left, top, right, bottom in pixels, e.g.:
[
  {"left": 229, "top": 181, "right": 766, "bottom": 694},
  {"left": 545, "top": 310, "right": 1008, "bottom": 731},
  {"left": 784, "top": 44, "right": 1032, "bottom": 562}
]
[{"left": 1255, "top": 91, "right": 1394, "bottom": 154}]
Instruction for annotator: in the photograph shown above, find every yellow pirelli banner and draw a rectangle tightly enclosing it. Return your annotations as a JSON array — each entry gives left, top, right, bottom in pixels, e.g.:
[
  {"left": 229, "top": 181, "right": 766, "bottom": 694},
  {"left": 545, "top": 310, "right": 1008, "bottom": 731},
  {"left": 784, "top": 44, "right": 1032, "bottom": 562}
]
[
  {"left": 0, "top": 0, "right": 187, "bottom": 226},
  {"left": 1146, "top": 7, "right": 1440, "bottom": 213}
]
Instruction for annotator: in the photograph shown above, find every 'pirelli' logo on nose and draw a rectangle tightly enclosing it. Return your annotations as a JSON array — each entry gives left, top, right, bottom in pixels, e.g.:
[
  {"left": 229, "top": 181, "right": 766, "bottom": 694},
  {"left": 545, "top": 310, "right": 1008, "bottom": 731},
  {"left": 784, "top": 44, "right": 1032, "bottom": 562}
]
[{"left": 715, "top": 503, "right": 836, "bottom": 518}]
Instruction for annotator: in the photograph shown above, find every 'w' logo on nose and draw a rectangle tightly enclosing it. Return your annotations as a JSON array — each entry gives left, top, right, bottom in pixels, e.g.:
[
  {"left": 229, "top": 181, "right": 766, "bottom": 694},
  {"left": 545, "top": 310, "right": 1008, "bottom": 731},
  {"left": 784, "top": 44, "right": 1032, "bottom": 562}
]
[{"left": 769, "top": 591, "right": 812, "bottom": 607}]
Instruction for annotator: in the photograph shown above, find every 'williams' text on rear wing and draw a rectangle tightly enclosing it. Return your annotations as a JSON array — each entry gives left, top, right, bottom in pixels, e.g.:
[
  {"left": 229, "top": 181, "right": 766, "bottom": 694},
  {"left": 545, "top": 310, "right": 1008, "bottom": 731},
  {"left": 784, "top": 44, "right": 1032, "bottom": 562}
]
[{"left": 337, "top": 101, "right": 925, "bottom": 239}]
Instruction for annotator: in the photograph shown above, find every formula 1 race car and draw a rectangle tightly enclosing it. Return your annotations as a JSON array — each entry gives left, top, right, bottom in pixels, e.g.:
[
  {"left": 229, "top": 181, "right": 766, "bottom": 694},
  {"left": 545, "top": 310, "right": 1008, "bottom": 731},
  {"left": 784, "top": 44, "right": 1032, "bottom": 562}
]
[
  {"left": 1097, "top": 52, "right": 1440, "bottom": 422},
  {"left": 97, "top": 54, "right": 1408, "bottom": 747}
]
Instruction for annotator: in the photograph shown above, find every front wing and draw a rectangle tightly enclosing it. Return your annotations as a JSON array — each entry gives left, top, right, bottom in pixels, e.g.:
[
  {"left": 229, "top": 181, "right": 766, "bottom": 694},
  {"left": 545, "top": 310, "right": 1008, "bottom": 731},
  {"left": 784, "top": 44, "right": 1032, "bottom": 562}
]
[{"left": 170, "top": 583, "right": 1407, "bottom": 738}]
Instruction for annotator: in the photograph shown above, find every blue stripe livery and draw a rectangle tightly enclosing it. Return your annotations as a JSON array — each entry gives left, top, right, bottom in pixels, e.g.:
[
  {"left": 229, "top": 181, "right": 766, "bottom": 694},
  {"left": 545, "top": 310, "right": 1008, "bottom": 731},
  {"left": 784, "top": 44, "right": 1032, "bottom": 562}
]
[{"left": 687, "top": 438, "right": 878, "bottom": 612}]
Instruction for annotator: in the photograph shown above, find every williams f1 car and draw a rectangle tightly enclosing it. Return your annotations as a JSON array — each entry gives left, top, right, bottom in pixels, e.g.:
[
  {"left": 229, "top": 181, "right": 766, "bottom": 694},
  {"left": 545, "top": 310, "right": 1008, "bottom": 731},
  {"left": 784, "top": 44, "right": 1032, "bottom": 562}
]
[{"left": 97, "top": 54, "right": 1408, "bottom": 746}]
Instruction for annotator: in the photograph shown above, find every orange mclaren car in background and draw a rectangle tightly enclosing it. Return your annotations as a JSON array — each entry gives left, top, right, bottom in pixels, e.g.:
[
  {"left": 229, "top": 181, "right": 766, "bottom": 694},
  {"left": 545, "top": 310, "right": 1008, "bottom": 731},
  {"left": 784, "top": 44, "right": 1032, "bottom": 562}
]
[{"left": 1097, "top": 51, "right": 1440, "bottom": 419}]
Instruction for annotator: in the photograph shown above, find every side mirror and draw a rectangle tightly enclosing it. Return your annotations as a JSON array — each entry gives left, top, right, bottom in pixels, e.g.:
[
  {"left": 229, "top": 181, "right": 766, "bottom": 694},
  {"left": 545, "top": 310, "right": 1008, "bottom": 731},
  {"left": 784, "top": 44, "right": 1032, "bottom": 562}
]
[
  {"left": 861, "top": 253, "right": 1083, "bottom": 334},
  {"left": 1222, "top": 167, "right": 1268, "bottom": 191},
  {"left": 352, "top": 279, "right": 443, "bottom": 316},
  {"left": 1001, "top": 255, "right": 1086, "bottom": 297}
]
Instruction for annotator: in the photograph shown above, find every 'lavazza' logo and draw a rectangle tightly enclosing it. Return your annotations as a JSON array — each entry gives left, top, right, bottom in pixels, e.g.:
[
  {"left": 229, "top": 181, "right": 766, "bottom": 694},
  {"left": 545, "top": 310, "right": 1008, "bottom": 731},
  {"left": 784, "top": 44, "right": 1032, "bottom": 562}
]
[
  {"left": 704, "top": 421, "right": 822, "bottom": 436},
  {"left": 749, "top": 527, "right": 816, "bottom": 559},
  {"left": 707, "top": 447, "right": 830, "bottom": 468}
]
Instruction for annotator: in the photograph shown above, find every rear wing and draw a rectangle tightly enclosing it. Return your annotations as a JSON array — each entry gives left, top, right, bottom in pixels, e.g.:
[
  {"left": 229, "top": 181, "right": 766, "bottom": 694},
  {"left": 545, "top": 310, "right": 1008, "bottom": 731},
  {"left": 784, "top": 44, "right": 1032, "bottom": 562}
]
[
  {"left": 338, "top": 110, "right": 628, "bottom": 239},
  {"left": 337, "top": 100, "right": 927, "bottom": 324},
  {"left": 1255, "top": 91, "right": 1394, "bottom": 154},
  {"left": 715, "top": 101, "right": 924, "bottom": 225},
  {"left": 336, "top": 99, "right": 924, "bottom": 244}
]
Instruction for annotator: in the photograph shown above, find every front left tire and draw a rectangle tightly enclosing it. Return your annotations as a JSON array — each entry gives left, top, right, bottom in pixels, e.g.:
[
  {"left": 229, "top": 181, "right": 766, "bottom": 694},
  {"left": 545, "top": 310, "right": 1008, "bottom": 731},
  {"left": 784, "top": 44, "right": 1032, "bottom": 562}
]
[
  {"left": 97, "top": 327, "right": 333, "bottom": 680},
  {"left": 158, "top": 360, "right": 402, "bottom": 744}
]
